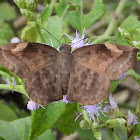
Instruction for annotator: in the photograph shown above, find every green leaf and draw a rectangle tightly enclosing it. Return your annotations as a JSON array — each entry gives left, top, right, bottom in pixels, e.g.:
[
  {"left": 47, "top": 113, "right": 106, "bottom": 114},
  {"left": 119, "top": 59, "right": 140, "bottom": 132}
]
[
  {"left": 127, "top": 69, "right": 140, "bottom": 85},
  {"left": 55, "top": 103, "right": 79, "bottom": 135},
  {"left": 55, "top": 0, "right": 105, "bottom": 32},
  {"left": 121, "top": 16, "right": 140, "bottom": 33},
  {"left": 21, "top": 25, "right": 39, "bottom": 42},
  {"left": 0, "top": 20, "right": 14, "bottom": 44},
  {"left": 29, "top": 102, "right": 65, "bottom": 140},
  {"left": 82, "top": 0, "right": 106, "bottom": 29},
  {"left": 0, "top": 70, "right": 13, "bottom": 83},
  {"left": 0, "top": 2, "right": 16, "bottom": 21},
  {"left": 42, "top": 16, "right": 62, "bottom": 48},
  {"left": 77, "top": 126, "right": 96, "bottom": 140},
  {"left": 0, "top": 117, "right": 30, "bottom": 140},
  {"left": 120, "top": 16, "right": 140, "bottom": 41},
  {"left": 36, "top": 129, "right": 56, "bottom": 140},
  {"left": 0, "top": 101, "right": 17, "bottom": 121},
  {"left": 41, "top": 5, "right": 52, "bottom": 24},
  {"left": 110, "top": 80, "right": 119, "bottom": 93}
]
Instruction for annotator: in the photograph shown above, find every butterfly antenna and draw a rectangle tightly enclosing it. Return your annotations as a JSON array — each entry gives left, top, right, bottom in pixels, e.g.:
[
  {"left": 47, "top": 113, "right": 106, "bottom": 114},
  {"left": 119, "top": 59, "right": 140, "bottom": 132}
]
[{"left": 41, "top": 28, "right": 62, "bottom": 45}]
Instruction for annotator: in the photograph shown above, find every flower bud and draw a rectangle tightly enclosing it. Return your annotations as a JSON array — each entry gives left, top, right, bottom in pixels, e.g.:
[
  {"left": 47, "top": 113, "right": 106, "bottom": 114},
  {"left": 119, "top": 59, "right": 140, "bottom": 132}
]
[
  {"left": 25, "top": 0, "right": 38, "bottom": 11},
  {"left": 13, "top": 0, "right": 26, "bottom": 9},
  {"left": 132, "top": 41, "right": 140, "bottom": 49},
  {"left": 20, "top": 9, "right": 37, "bottom": 21},
  {"left": 79, "top": 120, "right": 90, "bottom": 130},
  {"left": 94, "top": 131, "right": 102, "bottom": 140},
  {"left": 118, "top": 27, "right": 133, "bottom": 41},
  {"left": 106, "top": 118, "right": 126, "bottom": 128}
]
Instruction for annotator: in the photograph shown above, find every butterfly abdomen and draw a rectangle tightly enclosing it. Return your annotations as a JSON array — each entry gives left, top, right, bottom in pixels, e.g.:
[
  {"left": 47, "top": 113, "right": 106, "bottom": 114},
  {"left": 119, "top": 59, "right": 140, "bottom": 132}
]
[{"left": 57, "top": 45, "right": 74, "bottom": 95}]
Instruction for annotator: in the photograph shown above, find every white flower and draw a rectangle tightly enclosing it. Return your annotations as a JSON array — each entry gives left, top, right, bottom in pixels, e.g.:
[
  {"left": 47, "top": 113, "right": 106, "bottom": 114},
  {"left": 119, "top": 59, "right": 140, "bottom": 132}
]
[
  {"left": 11, "top": 37, "right": 20, "bottom": 43},
  {"left": 65, "top": 29, "right": 90, "bottom": 49}
]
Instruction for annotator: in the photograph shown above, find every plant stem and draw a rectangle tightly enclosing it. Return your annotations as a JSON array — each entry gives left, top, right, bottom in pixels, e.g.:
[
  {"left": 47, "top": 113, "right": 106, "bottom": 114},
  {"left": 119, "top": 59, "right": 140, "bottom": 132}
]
[
  {"left": 92, "top": 0, "right": 127, "bottom": 44},
  {"left": 99, "top": 123, "right": 107, "bottom": 128},
  {"left": 35, "top": 21, "right": 46, "bottom": 43},
  {"left": 136, "top": 92, "right": 140, "bottom": 117},
  {"left": 50, "top": 0, "right": 56, "bottom": 8}
]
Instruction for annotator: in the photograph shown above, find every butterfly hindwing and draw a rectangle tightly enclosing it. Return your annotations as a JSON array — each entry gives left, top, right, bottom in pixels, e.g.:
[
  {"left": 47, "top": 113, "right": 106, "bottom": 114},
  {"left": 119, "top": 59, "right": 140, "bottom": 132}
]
[
  {"left": 25, "top": 64, "right": 63, "bottom": 105},
  {"left": 67, "top": 64, "right": 110, "bottom": 105}
]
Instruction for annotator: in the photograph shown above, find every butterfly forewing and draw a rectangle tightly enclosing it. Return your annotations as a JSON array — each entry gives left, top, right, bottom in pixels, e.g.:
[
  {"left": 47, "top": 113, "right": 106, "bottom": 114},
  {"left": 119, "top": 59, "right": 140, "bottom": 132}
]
[
  {"left": 0, "top": 42, "right": 63, "bottom": 105},
  {"left": 0, "top": 42, "right": 59, "bottom": 79},
  {"left": 72, "top": 44, "right": 138, "bottom": 80}
]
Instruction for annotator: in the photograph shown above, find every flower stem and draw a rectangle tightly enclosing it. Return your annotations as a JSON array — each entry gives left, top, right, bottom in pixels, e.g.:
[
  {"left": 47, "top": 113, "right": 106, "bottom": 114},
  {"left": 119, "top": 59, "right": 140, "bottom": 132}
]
[
  {"left": 35, "top": 21, "right": 46, "bottom": 43},
  {"left": 99, "top": 123, "right": 107, "bottom": 128},
  {"left": 136, "top": 92, "right": 140, "bottom": 117},
  {"left": 50, "top": 0, "right": 56, "bottom": 8},
  {"left": 92, "top": 0, "right": 127, "bottom": 44}
]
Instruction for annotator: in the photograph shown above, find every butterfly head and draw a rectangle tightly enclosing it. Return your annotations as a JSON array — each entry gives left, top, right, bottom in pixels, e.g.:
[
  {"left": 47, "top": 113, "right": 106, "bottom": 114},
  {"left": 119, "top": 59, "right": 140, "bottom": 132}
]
[{"left": 60, "top": 44, "right": 72, "bottom": 52}]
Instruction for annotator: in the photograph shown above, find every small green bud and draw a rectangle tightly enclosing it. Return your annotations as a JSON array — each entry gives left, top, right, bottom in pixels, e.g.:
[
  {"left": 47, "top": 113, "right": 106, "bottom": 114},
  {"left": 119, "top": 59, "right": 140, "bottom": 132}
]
[
  {"left": 94, "top": 131, "right": 102, "bottom": 140},
  {"left": 13, "top": 0, "right": 26, "bottom": 9},
  {"left": 79, "top": 120, "right": 90, "bottom": 130},
  {"left": 26, "top": 0, "right": 38, "bottom": 11},
  {"left": 118, "top": 27, "right": 132, "bottom": 40},
  {"left": 20, "top": 9, "right": 37, "bottom": 21},
  {"left": 132, "top": 41, "right": 140, "bottom": 49},
  {"left": 106, "top": 118, "right": 126, "bottom": 128}
]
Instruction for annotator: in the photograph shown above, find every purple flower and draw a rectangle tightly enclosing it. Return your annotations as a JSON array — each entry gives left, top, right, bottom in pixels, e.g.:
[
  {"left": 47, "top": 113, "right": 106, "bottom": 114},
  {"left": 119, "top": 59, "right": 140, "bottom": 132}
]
[
  {"left": 27, "top": 100, "right": 37, "bottom": 111},
  {"left": 82, "top": 103, "right": 106, "bottom": 122},
  {"left": 119, "top": 73, "right": 127, "bottom": 79},
  {"left": 65, "top": 29, "right": 90, "bottom": 49},
  {"left": 109, "top": 93, "right": 118, "bottom": 109},
  {"left": 60, "top": 95, "right": 71, "bottom": 104},
  {"left": 134, "top": 136, "right": 140, "bottom": 140},
  {"left": 27, "top": 100, "right": 45, "bottom": 111},
  {"left": 127, "top": 110, "right": 139, "bottom": 126},
  {"left": 104, "top": 94, "right": 117, "bottom": 111},
  {"left": 11, "top": 37, "right": 20, "bottom": 43}
]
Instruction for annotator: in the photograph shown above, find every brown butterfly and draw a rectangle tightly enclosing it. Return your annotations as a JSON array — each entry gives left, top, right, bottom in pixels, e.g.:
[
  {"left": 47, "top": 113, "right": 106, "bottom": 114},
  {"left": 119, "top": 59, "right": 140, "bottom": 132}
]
[{"left": 0, "top": 42, "right": 138, "bottom": 105}]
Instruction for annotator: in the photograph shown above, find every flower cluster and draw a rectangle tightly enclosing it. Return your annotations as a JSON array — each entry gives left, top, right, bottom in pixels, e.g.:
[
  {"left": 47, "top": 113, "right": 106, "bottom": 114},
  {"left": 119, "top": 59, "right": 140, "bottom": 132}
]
[
  {"left": 104, "top": 93, "right": 118, "bottom": 111},
  {"left": 127, "top": 110, "right": 139, "bottom": 126},
  {"left": 82, "top": 103, "right": 106, "bottom": 122},
  {"left": 65, "top": 29, "right": 90, "bottom": 49},
  {"left": 27, "top": 100, "right": 45, "bottom": 111},
  {"left": 60, "top": 95, "right": 71, "bottom": 104},
  {"left": 13, "top": 0, "right": 38, "bottom": 21}
]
